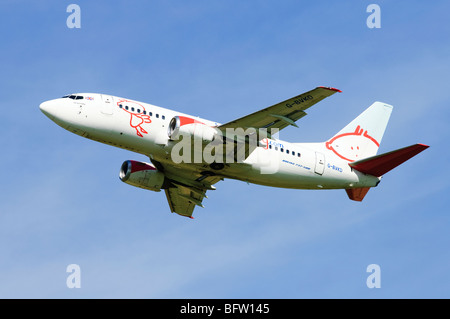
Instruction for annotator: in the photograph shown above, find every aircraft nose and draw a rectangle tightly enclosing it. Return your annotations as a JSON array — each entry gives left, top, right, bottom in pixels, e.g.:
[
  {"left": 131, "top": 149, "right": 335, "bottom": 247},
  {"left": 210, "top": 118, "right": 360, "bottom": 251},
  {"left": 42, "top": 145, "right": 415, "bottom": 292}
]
[{"left": 39, "top": 100, "right": 58, "bottom": 119}]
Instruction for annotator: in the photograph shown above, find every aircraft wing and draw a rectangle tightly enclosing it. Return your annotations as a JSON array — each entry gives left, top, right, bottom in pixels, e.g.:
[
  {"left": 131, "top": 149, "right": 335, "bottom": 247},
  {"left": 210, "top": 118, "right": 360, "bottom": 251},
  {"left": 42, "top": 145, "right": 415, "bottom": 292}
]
[
  {"left": 151, "top": 159, "right": 221, "bottom": 218},
  {"left": 218, "top": 86, "right": 341, "bottom": 132},
  {"left": 164, "top": 185, "right": 208, "bottom": 218}
]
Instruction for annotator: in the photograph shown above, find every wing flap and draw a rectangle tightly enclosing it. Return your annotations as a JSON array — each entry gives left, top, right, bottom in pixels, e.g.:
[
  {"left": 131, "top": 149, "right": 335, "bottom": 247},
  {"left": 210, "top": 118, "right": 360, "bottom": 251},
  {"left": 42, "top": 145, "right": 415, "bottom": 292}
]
[
  {"left": 165, "top": 185, "right": 208, "bottom": 218},
  {"left": 151, "top": 159, "right": 220, "bottom": 218}
]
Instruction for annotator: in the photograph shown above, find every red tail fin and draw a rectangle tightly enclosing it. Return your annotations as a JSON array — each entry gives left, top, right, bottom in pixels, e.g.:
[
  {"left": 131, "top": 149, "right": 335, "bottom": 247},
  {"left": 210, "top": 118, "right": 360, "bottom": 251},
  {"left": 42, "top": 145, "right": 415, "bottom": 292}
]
[
  {"left": 349, "top": 143, "right": 429, "bottom": 177},
  {"left": 346, "top": 187, "right": 371, "bottom": 201}
]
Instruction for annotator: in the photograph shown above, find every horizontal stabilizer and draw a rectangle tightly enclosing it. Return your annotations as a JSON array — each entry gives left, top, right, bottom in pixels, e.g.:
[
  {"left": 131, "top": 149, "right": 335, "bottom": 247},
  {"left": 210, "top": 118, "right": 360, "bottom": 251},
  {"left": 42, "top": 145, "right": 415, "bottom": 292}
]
[
  {"left": 349, "top": 143, "right": 429, "bottom": 177},
  {"left": 346, "top": 187, "right": 371, "bottom": 201}
]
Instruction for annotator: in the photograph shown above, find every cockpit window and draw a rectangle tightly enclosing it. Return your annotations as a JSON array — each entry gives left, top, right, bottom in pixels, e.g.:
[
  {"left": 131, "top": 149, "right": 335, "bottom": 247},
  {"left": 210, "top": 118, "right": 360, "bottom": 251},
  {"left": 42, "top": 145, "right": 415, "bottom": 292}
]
[{"left": 62, "top": 94, "right": 84, "bottom": 99}]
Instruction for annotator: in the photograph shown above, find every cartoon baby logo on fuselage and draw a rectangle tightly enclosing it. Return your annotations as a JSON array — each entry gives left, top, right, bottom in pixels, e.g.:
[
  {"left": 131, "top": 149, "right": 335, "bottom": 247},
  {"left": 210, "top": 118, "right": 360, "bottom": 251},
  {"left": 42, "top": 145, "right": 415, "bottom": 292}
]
[
  {"left": 325, "top": 125, "right": 380, "bottom": 162},
  {"left": 117, "top": 99, "right": 151, "bottom": 137}
]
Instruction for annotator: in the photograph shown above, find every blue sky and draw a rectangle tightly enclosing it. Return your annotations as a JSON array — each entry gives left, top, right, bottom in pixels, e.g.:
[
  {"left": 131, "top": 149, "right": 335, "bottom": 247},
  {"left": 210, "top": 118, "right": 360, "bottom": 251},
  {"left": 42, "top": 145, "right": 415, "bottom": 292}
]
[{"left": 1, "top": 0, "right": 449, "bottom": 298}]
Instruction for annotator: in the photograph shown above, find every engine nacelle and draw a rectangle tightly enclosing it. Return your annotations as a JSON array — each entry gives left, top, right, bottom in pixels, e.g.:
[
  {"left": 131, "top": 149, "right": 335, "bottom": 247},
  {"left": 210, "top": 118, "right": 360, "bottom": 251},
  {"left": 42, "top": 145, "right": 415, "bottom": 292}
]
[
  {"left": 168, "top": 115, "right": 219, "bottom": 143},
  {"left": 119, "top": 160, "right": 165, "bottom": 192}
]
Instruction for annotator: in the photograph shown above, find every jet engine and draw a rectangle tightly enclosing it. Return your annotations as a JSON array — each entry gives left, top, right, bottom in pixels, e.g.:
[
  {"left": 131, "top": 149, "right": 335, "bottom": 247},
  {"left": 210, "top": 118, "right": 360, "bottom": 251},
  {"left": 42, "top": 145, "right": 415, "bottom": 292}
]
[
  {"left": 119, "top": 160, "right": 165, "bottom": 192},
  {"left": 168, "top": 115, "right": 219, "bottom": 143}
]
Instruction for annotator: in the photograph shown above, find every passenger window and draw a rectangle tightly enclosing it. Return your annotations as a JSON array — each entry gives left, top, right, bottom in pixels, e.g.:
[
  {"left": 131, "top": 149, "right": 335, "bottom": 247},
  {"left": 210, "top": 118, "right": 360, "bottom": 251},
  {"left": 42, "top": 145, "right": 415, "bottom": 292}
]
[
  {"left": 281, "top": 148, "right": 284, "bottom": 152},
  {"left": 269, "top": 145, "right": 272, "bottom": 149},
  {"left": 143, "top": 110, "right": 146, "bottom": 115},
  {"left": 286, "top": 150, "right": 289, "bottom": 154},
  {"left": 150, "top": 112, "right": 153, "bottom": 116},
  {"left": 292, "top": 152, "right": 295, "bottom": 156},
  {"left": 162, "top": 115, "right": 165, "bottom": 120},
  {"left": 298, "top": 153, "right": 301, "bottom": 157},
  {"left": 131, "top": 107, "right": 135, "bottom": 112},
  {"left": 137, "top": 109, "right": 141, "bottom": 113},
  {"left": 119, "top": 104, "right": 123, "bottom": 108},
  {"left": 125, "top": 106, "right": 129, "bottom": 110},
  {"left": 156, "top": 114, "right": 159, "bottom": 118}
]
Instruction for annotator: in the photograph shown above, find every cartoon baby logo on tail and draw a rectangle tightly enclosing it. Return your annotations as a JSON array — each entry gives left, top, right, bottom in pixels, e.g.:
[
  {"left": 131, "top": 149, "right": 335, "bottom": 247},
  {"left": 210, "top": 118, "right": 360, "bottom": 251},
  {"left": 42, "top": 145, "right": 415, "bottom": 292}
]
[
  {"left": 325, "top": 125, "right": 380, "bottom": 162},
  {"left": 117, "top": 99, "right": 151, "bottom": 137}
]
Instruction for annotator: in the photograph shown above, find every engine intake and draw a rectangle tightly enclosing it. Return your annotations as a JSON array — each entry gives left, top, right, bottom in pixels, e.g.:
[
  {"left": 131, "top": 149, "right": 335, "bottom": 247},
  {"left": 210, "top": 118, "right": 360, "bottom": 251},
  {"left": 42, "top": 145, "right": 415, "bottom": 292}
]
[{"left": 119, "top": 160, "right": 165, "bottom": 192}]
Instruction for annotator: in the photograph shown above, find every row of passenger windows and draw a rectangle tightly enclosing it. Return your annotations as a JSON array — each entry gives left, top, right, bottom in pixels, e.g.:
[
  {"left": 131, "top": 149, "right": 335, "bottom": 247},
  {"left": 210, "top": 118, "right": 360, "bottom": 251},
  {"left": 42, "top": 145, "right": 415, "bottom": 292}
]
[
  {"left": 118, "top": 104, "right": 165, "bottom": 120},
  {"left": 268, "top": 144, "right": 301, "bottom": 157}
]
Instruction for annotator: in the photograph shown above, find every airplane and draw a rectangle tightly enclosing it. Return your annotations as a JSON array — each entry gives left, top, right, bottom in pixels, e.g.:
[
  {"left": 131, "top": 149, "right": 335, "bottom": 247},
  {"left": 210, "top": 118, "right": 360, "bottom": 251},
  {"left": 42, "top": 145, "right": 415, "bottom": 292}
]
[{"left": 39, "top": 87, "right": 429, "bottom": 218}]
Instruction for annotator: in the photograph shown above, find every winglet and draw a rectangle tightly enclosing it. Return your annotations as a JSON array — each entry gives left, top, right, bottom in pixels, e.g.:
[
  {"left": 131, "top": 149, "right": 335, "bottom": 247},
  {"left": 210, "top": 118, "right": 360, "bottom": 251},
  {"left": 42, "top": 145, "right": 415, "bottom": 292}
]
[
  {"left": 349, "top": 143, "right": 429, "bottom": 177},
  {"left": 318, "top": 86, "right": 342, "bottom": 93}
]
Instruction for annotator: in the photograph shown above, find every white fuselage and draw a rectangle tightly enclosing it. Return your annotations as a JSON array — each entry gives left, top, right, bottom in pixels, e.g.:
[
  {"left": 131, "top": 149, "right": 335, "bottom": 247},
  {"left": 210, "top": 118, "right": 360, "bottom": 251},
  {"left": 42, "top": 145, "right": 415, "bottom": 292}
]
[{"left": 39, "top": 93, "right": 380, "bottom": 191}]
